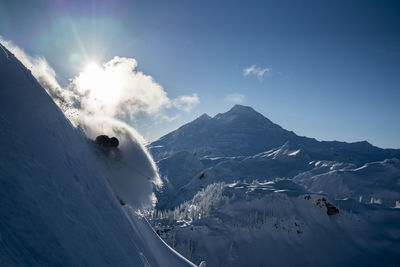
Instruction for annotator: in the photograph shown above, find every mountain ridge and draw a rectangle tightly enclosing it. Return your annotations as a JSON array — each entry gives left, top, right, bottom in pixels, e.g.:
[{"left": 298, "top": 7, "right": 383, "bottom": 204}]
[{"left": 150, "top": 104, "right": 400, "bottom": 165}]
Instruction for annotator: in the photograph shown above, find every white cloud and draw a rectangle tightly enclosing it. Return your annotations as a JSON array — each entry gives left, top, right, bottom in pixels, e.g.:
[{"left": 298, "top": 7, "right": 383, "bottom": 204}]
[
  {"left": 171, "top": 93, "right": 200, "bottom": 112},
  {"left": 70, "top": 57, "right": 170, "bottom": 119},
  {"left": 224, "top": 93, "right": 245, "bottom": 103},
  {"left": 70, "top": 56, "right": 200, "bottom": 120},
  {"left": 0, "top": 36, "right": 200, "bottom": 122},
  {"left": 243, "top": 64, "right": 271, "bottom": 80}
]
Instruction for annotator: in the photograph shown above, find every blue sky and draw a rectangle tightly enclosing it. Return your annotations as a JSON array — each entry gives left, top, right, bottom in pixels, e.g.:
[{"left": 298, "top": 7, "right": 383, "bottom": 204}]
[{"left": 1, "top": 0, "right": 399, "bottom": 148}]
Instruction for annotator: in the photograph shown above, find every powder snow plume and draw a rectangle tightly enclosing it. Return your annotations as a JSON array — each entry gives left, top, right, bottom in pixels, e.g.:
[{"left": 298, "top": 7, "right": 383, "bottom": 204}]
[{"left": 78, "top": 116, "right": 162, "bottom": 209}]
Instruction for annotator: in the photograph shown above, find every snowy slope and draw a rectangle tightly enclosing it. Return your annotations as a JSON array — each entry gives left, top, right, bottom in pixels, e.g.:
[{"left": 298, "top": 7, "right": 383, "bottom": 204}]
[
  {"left": 0, "top": 43, "right": 196, "bottom": 266},
  {"left": 152, "top": 181, "right": 400, "bottom": 267},
  {"left": 294, "top": 158, "right": 400, "bottom": 207},
  {"left": 155, "top": 141, "right": 355, "bottom": 210},
  {"left": 155, "top": 142, "right": 313, "bottom": 209}
]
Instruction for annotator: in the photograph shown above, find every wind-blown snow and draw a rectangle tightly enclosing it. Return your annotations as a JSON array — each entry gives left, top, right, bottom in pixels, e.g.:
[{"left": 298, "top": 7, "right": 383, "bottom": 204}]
[{"left": 0, "top": 36, "right": 73, "bottom": 109}]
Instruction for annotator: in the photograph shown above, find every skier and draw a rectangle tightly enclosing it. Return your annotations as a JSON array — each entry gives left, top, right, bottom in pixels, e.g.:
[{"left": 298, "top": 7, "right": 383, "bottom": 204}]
[{"left": 95, "top": 135, "right": 119, "bottom": 148}]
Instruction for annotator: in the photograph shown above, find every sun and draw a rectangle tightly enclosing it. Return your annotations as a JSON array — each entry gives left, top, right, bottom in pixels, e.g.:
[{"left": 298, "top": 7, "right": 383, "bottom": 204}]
[
  {"left": 76, "top": 62, "right": 124, "bottom": 100},
  {"left": 78, "top": 62, "right": 104, "bottom": 92},
  {"left": 72, "top": 61, "right": 129, "bottom": 117},
  {"left": 84, "top": 62, "right": 101, "bottom": 73}
]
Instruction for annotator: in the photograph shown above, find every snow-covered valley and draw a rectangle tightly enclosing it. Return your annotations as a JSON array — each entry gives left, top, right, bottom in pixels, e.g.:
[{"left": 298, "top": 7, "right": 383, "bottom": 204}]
[{"left": 152, "top": 181, "right": 400, "bottom": 266}]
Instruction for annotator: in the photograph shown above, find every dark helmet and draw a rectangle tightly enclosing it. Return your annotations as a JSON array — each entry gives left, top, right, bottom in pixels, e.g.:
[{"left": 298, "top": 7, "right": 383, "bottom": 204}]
[
  {"left": 95, "top": 135, "right": 119, "bottom": 148},
  {"left": 109, "top": 137, "right": 119, "bottom": 148},
  {"left": 95, "top": 135, "right": 110, "bottom": 146}
]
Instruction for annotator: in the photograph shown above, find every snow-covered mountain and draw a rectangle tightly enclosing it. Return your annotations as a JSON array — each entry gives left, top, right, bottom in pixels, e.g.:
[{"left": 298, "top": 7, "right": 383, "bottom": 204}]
[
  {"left": 0, "top": 43, "right": 197, "bottom": 266},
  {"left": 155, "top": 141, "right": 313, "bottom": 209},
  {"left": 150, "top": 105, "right": 400, "bottom": 166},
  {"left": 149, "top": 105, "right": 400, "bottom": 266}
]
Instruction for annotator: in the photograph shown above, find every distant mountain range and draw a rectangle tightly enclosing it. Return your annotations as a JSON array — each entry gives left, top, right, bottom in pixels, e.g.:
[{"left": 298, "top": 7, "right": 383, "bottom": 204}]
[{"left": 150, "top": 104, "right": 400, "bottom": 166}]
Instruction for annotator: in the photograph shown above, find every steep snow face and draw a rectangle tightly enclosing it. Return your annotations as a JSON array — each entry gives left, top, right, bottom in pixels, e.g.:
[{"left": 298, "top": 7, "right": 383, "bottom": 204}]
[{"left": 0, "top": 44, "right": 195, "bottom": 266}]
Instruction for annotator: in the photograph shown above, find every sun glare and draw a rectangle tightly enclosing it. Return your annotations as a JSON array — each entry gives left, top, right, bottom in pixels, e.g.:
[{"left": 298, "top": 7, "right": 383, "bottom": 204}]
[
  {"left": 77, "top": 62, "right": 125, "bottom": 104},
  {"left": 72, "top": 61, "right": 130, "bottom": 117},
  {"left": 84, "top": 62, "right": 101, "bottom": 73}
]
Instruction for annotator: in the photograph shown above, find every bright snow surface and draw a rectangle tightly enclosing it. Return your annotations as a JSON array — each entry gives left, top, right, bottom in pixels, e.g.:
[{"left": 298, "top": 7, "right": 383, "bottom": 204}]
[
  {"left": 0, "top": 44, "right": 196, "bottom": 266},
  {"left": 153, "top": 178, "right": 400, "bottom": 266}
]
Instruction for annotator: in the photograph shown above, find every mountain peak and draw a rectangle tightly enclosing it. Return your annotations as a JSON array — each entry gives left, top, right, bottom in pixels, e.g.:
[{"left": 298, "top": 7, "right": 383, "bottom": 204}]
[
  {"left": 228, "top": 104, "right": 257, "bottom": 113},
  {"left": 198, "top": 113, "right": 211, "bottom": 120},
  {"left": 214, "top": 104, "right": 266, "bottom": 121},
  {"left": 150, "top": 103, "right": 400, "bottom": 163},
  {"left": 188, "top": 113, "right": 211, "bottom": 126}
]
